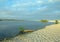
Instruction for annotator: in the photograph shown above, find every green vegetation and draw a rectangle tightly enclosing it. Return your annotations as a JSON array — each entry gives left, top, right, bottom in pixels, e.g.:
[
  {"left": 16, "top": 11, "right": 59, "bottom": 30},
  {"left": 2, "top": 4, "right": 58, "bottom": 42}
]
[
  {"left": 19, "top": 26, "right": 25, "bottom": 34},
  {"left": 40, "top": 20, "right": 48, "bottom": 22},
  {"left": 55, "top": 20, "right": 59, "bottom": 24},
  {"left": 19, "top": 27, "right": 34, "bottom": 34}
]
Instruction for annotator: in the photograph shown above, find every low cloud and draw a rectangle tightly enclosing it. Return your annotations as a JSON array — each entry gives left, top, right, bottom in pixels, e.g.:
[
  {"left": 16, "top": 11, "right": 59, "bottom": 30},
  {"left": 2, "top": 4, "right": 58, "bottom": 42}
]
[{"left": 0, "top": 0, "right": 60, "bottom": 20}]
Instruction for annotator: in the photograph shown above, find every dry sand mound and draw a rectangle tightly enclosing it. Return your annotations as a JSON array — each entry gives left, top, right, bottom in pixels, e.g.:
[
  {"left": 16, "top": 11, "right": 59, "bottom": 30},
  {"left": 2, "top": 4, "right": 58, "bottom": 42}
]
[{"left": 2, "top": 24, "right": 60, "bottom": 42}]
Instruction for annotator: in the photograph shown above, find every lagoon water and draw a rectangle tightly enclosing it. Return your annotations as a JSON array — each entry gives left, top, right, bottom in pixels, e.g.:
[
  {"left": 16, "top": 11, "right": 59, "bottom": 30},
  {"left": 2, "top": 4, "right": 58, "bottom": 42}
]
[{"left": 0, "top": 21, "right": 54, "bottom": 40}]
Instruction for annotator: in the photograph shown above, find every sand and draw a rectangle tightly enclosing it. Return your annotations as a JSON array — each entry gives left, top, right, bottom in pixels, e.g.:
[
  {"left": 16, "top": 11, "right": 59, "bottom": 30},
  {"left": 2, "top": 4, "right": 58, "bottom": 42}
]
[
  {"left": 2, "top": 24, "right": 60, "bottom": 42},
  {"left": 48, "top": 20, "right": 60, "bottom": 22}
]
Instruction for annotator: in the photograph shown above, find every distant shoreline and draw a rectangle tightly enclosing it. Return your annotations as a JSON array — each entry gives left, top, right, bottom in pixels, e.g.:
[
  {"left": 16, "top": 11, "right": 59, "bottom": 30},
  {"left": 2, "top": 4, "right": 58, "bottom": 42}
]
[
  {"left": 48, "top": 20, "right": 60, "bottom": 22},
  {"left": 36, "top": 20, "right": 60, "bottom": 22},
  {"left": 0, "top": 19, "right": 60, "bottom": 22}
]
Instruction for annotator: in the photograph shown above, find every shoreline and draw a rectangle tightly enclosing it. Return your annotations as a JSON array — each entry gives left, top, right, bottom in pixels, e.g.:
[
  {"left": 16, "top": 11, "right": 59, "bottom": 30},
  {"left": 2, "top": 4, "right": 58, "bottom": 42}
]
[
  {"left": 49, "top": 20, "right": 60, "bottom": 22},
  {"left": 2, "top": 24, "right": 60, "bottom": 42}
]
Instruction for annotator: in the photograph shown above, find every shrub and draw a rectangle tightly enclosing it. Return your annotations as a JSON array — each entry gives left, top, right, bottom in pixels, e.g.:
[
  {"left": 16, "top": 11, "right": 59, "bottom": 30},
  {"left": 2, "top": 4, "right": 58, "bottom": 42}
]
[
  {"left": 55, "top": 20, "right": 59, "bottom": 24},
  {"left": 19, "top": 26, "right": 25, "bottom": 34},
  {"left": 40, "top": 20, "right": 48, "bottom": 22}
]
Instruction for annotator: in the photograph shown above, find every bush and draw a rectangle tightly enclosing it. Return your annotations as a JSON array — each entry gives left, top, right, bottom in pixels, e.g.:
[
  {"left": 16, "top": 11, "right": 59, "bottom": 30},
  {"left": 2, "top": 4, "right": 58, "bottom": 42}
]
[
  {"left": 40, "top": 20, "right": 48, "bottom": 22},
  {"left": 19, "top": 26, "right": 25, "bottom": 34},
  {"left": 55, "top": 20, "right": 59, "bottom": 24}
]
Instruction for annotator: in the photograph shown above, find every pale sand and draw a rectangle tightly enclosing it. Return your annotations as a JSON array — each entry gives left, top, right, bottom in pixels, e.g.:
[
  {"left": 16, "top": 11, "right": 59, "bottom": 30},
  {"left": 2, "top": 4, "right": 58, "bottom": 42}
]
[
  {"left": 2, "top": 24, "right": 60, "bottom": 42},
  {"left": 49, "top": 20, "right": 60, "bottom": 22}
]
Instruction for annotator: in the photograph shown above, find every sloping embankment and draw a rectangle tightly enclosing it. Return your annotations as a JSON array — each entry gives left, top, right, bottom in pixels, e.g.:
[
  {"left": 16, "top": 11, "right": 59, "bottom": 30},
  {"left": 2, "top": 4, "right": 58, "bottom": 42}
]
[{"left": 2, "top": 24, "right": 60, "bottom": 42}]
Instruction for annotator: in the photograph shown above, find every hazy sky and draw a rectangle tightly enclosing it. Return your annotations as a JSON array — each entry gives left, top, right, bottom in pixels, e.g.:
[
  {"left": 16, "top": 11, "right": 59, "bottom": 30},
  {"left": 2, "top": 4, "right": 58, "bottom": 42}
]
[{"left": 0, "top": 0, "right": 60, "bottom": 20}]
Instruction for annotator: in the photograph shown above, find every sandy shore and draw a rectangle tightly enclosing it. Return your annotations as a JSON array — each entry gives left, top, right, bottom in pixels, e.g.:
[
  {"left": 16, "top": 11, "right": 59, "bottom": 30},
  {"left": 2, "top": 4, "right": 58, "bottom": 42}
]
[
  {"left": 2, "top": 24, "right": 60, "bottom": 42},
  {"left": 48, "top": 20, "right": 60, "bottom": 22}
]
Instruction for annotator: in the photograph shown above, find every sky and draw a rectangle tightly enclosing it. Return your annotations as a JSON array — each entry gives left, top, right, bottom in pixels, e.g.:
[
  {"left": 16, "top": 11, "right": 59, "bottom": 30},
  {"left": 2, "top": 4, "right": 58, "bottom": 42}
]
[{"left": 0, "top": 0, "right": 60, "bottom": 20}]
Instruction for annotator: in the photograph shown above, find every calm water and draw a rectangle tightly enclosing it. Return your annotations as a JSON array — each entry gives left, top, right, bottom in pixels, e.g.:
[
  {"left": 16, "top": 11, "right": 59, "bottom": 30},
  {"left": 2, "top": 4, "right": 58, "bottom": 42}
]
[{"left": 0, "top": 21, "right": 54, "bottom": 40}]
